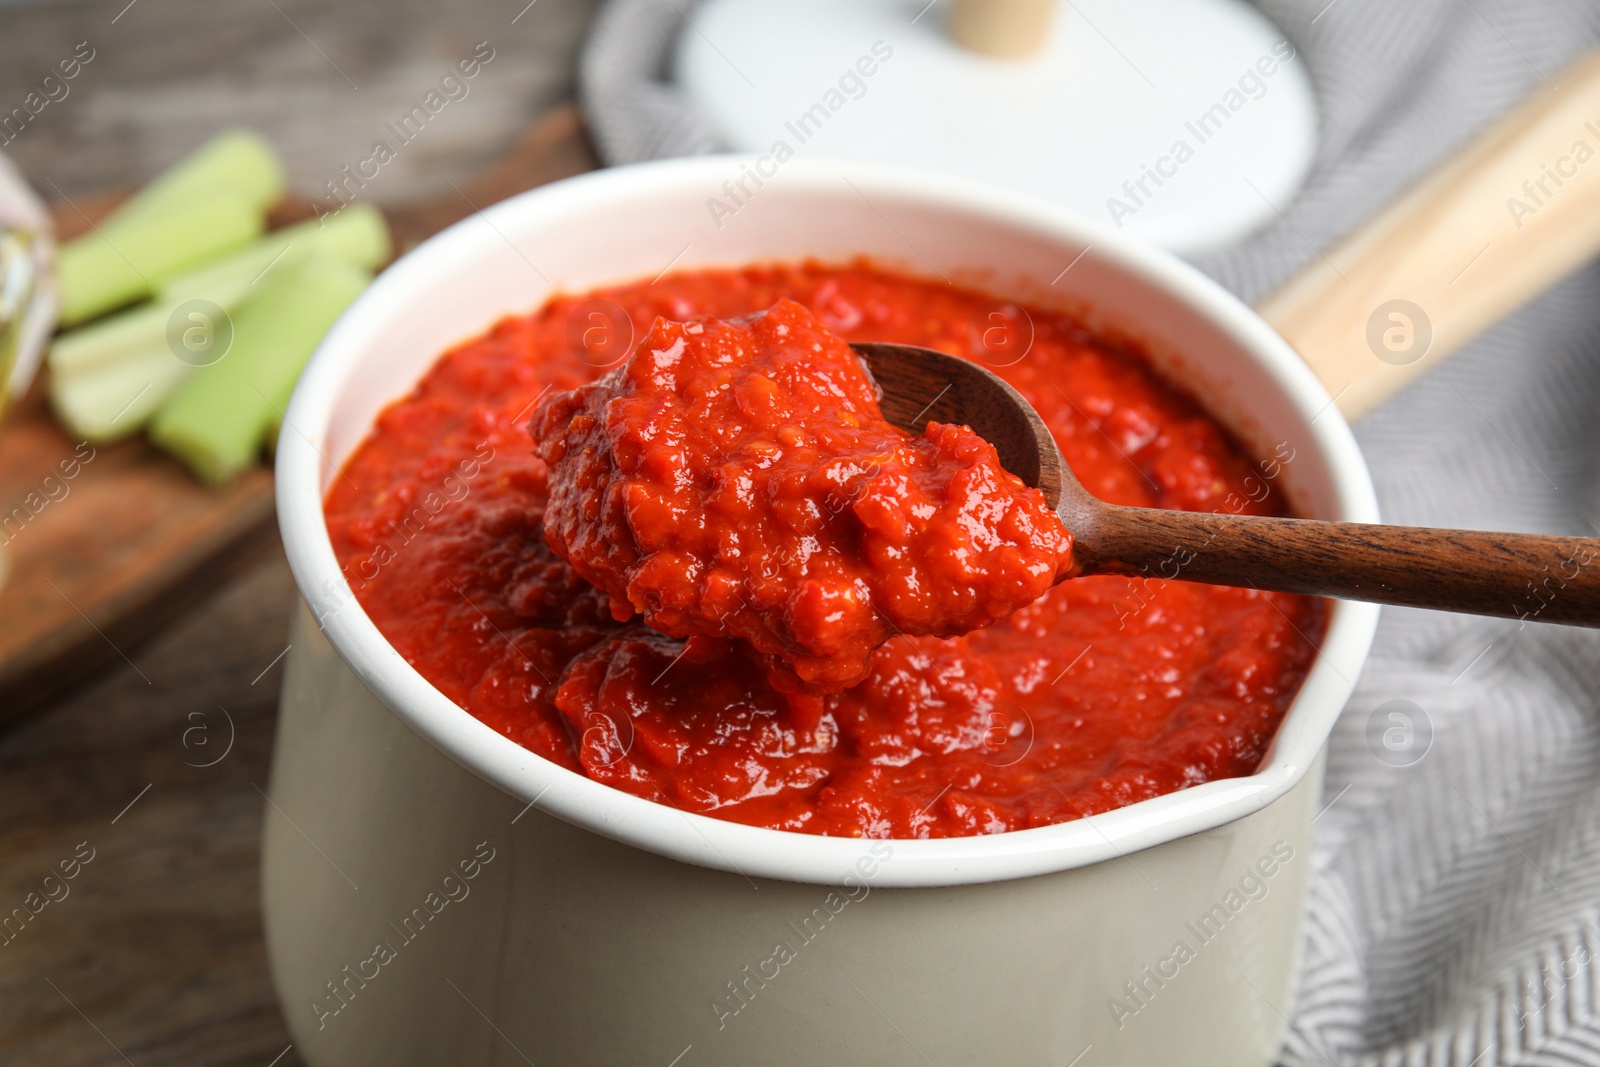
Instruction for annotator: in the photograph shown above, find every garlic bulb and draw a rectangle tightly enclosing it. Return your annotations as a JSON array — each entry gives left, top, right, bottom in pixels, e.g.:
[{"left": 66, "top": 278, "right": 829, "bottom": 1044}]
[
  {"left": 0, "top": 151, "right": 55, "bottom": 592},
  {"left": 0, "top": 151, "right": 57, "bottom": 406}
]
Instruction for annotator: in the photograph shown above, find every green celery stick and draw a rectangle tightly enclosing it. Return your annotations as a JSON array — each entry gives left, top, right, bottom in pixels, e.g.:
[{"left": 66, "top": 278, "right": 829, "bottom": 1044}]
[
  {"left": 46, "top": 206, "right": 390, "bottom": 442},
  {"left": 48, "top": 301, "right": 171, "bottom": 376},
  {"left": 49, "top": 205, "right": 390, "bottom": 376},
  {"left": 252, "top": 209, "right": 386, "bottom": 454},
  {"left": 160, "top": 202, "right": 389, "bottom": 304},
  {"left": 114, "top": 129, "right": 285, "bottom": 222},
  {"left": 58, "top": 192, "right": 262, "bottom": 326},
  {"left": 58, "top": 128, "right": 287, "bottom": 324},
  {"left": 150, "top": 255, "right": 370, "bottom": 484},
  {"left": 50, "top": 345, "right": 195, "bottom": 443}
]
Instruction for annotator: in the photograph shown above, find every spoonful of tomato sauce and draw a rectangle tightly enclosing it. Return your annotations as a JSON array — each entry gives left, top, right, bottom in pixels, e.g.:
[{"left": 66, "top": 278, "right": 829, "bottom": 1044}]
[{"left": 529, "top": 298, "right": 1074, "bottom": 692}]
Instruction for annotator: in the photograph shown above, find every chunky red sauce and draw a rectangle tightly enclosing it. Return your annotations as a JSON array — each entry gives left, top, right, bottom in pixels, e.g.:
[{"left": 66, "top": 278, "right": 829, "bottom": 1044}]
[
  {"left": 325, "top": 262, "right": 1325, "bottom": 838},
  {"left": 530, "top": 298, "right": 1074, "bottom": 691}
]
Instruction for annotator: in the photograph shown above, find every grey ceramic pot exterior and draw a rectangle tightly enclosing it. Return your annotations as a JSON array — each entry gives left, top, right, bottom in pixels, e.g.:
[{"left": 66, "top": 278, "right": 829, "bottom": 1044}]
[
  {"left": 266, "top": 158, "right": 1380, "bottom": 1067},
  {"left": 266, "top": 606, "right": 1322, "bottom": 1065}
]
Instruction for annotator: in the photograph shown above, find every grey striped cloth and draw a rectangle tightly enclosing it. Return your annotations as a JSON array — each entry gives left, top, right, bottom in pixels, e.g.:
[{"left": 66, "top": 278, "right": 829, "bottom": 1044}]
[{"left": 580, "top": 2, "right": 1600, "bottom": 1063}]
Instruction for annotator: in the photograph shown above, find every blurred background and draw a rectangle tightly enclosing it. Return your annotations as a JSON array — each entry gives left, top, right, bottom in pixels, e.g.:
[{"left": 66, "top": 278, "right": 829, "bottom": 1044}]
[{"left": 2, "top": 0, "right": 597, "bottom": 202}]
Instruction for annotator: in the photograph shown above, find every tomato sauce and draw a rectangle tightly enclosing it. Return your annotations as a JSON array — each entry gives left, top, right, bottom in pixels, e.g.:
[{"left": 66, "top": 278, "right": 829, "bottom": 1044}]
[
  {"left": 530, "top": 298, "right": 1074, "bottom": 692},
  {"left": 324, "top": 262, "right": 1325, "bottom": 839}
]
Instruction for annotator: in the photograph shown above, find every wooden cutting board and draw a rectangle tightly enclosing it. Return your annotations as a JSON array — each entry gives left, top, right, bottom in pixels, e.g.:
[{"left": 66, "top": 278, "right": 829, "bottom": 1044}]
[{"left": 0, "top": 106, "right": 598, "bottom": 724}]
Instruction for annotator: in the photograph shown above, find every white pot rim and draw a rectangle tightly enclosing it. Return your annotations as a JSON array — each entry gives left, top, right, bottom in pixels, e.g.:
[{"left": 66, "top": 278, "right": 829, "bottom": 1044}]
[{"left": 276, "top": 156, "right": 1380, "bottom": 889}]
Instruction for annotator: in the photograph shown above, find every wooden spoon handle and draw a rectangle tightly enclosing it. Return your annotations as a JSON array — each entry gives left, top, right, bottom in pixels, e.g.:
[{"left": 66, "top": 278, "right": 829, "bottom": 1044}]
[
  {"left": 1259, "top": 49, "right": 1600, "bottom": 419},
  {"left": 1070, "top": 506, "right": 1600, "bottom": 625}
]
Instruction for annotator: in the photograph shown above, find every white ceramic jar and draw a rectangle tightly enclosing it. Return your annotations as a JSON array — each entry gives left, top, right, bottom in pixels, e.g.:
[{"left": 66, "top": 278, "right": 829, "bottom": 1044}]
[{"left": 266, "top": 158, "right": 1379, "bottom": 1067}]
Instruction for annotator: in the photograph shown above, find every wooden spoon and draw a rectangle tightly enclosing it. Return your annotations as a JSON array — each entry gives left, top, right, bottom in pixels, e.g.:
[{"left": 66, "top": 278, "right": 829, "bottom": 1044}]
[{"left": 852, "top": 341, "right": 1600, "bottom": 626}]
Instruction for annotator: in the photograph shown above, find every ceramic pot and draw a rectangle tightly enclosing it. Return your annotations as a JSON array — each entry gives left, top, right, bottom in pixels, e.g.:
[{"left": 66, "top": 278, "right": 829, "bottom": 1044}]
[{"left": 266, "top": 158, "right": 1379, "bottom": 1067}]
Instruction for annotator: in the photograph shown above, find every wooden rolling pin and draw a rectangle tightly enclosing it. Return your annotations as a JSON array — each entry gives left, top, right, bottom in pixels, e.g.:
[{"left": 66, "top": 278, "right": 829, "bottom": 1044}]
[{"left": 1260, "top": 49, "right": 1600, "bottom": 417}]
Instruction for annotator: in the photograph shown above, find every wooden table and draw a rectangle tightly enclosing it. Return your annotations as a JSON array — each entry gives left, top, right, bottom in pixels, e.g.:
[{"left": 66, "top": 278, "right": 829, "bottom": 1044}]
[
  {"left": 0, "top": 546, "right": 306, "bottom": 1065},
  {"left": 0, "top": 0, "right": 599, "bottom": 1061}
]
